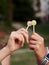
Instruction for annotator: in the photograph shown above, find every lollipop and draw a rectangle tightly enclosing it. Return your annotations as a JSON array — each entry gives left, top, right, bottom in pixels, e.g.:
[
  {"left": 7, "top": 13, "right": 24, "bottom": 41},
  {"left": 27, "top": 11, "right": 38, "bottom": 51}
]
[
  {"left": 32, "top": 20, "right": 37, "bottom": 32},
  {"left": 26, "top": 20, "right": 37, "bottom": 31},
  {"left": 26, "top": 21, "right": 32, "bottom": 30}
]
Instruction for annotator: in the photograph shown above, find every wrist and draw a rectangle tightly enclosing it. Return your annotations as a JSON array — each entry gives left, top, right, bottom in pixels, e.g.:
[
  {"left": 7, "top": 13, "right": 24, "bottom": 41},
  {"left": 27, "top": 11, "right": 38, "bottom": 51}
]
[
  {"left": 41, "top": 48, "right": 48, "bottom": 62},
  {"left": 35, "top": 48, "right": 47, "bottom": 63},
  {"left": 41, "top": 47, "right": 49, "bottom": 65},
  {"left": 5, "top": 45, "right": 11, "bottom": 55},
  {"left": 0, "top": 45, "right": 11, "bottom": 61},
  {"left": 41, "top": 48, "right": 47, "bottom": 62},
  {"left": 41, "top": 53, "right": 49, "bottom": 65}
]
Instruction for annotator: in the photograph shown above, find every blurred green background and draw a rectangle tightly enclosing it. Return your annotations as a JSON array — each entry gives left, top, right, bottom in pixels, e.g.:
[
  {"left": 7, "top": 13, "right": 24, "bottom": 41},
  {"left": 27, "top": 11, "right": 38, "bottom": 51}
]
[{"left": 0, "top": 0, "right": 49, "bottom": 65}]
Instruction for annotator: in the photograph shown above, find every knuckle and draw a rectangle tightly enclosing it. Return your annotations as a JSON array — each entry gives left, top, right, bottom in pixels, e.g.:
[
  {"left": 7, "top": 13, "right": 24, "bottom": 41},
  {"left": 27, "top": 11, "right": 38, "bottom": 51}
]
[
  {"left": 10, "top": 34, "right": 13, "bottom": 39},
  {"left": 41, "top": 37, "right": 44, "bottom": 42},
  {"left": 36, "top": 44, "right": 39, "bottom": 49},
  {"left": 20, "top": 28, "right": 25, "bottom": 30},
  {"left": 10, "top": 31, "right": 16, "bottom": 38},
  {"left": 31, "top": 35, "right": 33, "bottom": 38},
  {"left": 11, "top": 31, "right": 15, "bottom": 34}
]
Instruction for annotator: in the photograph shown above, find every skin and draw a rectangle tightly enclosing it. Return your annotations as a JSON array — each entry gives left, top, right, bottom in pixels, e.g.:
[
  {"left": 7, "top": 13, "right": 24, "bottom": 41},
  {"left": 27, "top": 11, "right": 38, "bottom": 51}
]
[
  {"left": 0, "top": 28, "right": 28, "bottom": 62},
  {"left": 1, "top": 55, "right": 10, "bottom": 65},
  {"left": 29, "top": 32, "right": 49, "bottom": 65}
]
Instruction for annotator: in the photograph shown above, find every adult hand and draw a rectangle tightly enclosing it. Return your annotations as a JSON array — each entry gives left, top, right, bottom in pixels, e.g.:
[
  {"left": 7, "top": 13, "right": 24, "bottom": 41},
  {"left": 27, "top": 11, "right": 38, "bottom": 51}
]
[{"left": 29, "top": 32, "right": 46, "bottom": 62}]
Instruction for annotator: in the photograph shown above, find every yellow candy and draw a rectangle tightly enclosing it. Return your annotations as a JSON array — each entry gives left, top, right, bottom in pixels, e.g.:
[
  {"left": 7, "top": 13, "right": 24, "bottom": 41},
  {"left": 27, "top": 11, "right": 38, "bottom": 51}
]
[{"left": 32, "top": 20, "right": 37, "bottom": 26}]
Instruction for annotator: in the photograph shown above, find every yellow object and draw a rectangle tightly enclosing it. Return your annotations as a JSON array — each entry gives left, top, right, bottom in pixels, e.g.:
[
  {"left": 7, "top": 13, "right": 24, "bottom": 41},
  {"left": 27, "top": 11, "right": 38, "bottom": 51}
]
[{"left": 32, "top": 20, "right": 37, "bottom": 26}]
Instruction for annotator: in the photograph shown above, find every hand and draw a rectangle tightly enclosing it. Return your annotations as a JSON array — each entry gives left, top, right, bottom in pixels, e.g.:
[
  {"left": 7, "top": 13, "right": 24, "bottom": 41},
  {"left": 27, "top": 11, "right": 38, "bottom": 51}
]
[
  {"left": 29, "top": 32, "right": 46, "bottom": 61},
  {"left": 7, "top": 28, "right": 29, "bottom": 52}
]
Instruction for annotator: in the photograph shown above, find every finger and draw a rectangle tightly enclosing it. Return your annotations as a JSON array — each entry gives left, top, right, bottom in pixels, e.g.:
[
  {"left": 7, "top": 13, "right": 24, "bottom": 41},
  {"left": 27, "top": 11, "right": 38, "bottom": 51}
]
[
  {"left": 30, "top": 33, "right": 42, "bottom": 41},
  {"left": 18, "top": 28, "right": 28, "bottom": 34},
  {"left": 11, "top": 33, "right": 24, "bottom": 46},
  {"left": 12, "top": 34, "right": 22, "bottom": 43},
  {"left": 29, "top": 44, "right": 36, "bottom": 50},
  {"left": 30, "top": 40, "right": 37, "bottom": 45},
  {"left": 32, "top": 32, "right": 43, "bottom": 40},
  {"left": 17, "top": 30, "right": 29, "bottom": 43},
  {"left": 33, "top": 32, "right": 42, "bottom": 38},
  {"left": 16, "top": 28, "right": 29, "bottom": 43},
  {"left": 14, "top": 28, "right": 29, "bottom": 43},
  {"left": 20, "top": 31, "right": 29, "bottom": 43},
  {"left": 9, "top": 37, "right": 18, "bottom": 51},
  {"left": 30, "top": 35, "right": 39, "bottom": 41}
]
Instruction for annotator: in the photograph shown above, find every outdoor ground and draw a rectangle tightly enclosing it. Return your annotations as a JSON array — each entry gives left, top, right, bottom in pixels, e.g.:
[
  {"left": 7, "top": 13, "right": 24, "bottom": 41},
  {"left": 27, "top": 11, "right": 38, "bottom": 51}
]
[{"left": 11, "top": 51, "right": 37, "bottom": 65}]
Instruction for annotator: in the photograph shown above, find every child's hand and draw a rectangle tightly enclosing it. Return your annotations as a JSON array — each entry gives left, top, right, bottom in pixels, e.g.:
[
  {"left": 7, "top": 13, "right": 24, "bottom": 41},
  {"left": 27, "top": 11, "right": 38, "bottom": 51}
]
[{"left": 7, "top": 28, "right": 29, "bottom": 52}]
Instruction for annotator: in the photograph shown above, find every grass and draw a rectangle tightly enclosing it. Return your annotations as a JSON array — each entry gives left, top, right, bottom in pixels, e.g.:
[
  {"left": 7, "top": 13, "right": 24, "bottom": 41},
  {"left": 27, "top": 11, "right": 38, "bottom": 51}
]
[{"left": 11, "top": 52, "right": 37, "bottom": 65}]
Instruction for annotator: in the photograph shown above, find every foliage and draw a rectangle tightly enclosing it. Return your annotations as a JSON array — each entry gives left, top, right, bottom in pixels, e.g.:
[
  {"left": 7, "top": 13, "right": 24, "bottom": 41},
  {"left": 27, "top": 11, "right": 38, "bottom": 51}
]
[
  {"left": 0, "top": 0, "right": 34, "bottom": 22},
  {"left": 0, "top": 0, "right": 11, "bottom": 28},
  {"left": 0, "top": 0, "right": 9, "bottom": 20},
  {"left": 13, "top": 0, "right": 34, "bottom": 21},
  {"left": 11, "top": 52, "right": 37, "bottom": 65}
]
